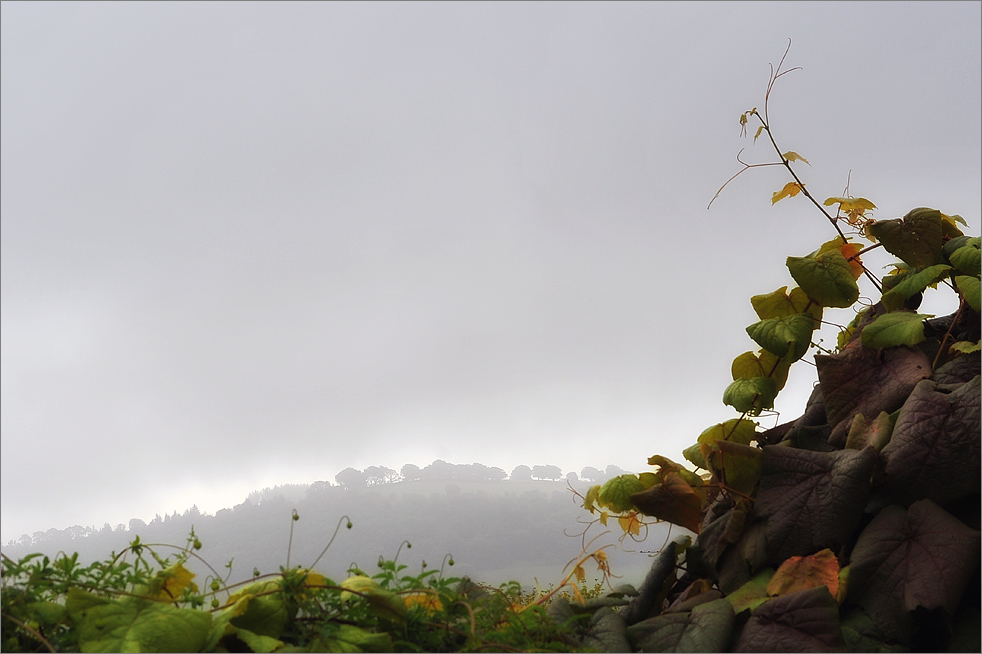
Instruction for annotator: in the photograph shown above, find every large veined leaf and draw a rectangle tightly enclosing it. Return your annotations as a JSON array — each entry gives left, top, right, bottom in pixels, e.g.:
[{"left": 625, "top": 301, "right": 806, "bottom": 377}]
[
  {"left": 880, "top": 377, "right": 981, "bottom": 506},
  {"left": 866, "top": 207, "right": 949, "bottom": 269},
  {"left": 733, "top": 585, "right": 846, "bottom": 653},
  {"left": 755, "top": 446, "right": 876, "bottom": 564},
  {"left": 716, "top": 521, "right": 769, "bottom": 595},
  {"left": 861, "top": 311, "right": 931, "bottom": 348},
  {"left": 786, "top": 249, "right": 860, "bottom": 308},
  {"left": 627, "top": 598, "right": 735, "bottom": 653},
  {"left": 814, "top": 342, "right": 932, "bottom": 446},
  {"left": 838, "top": 607, "right": 910, "bottom": 653},
  {"left": 848, "top": 500, "right": 981, "bottom": 643},
  {"left": 745, "top": 314, "right": 817, "bottom": 361},
  {"left": 582, "top": 607, "right": 631, "bottom": 653},
  {"left": 880, "top": 264, "right": 952, "bottom": 311},
  {"left": 66, "top": 588, "right": 212, "bottom": 653}
]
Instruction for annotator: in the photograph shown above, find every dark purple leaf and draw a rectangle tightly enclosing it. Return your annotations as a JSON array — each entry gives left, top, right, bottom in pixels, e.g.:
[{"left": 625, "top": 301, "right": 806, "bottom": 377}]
[
  {"left": 734, "top": 585, "right": 846, "bottom": 652},
  {"left": 627, "top": 598, "right": 735, "bottom": 653},
  {"left": 881, "top": 377, "right": 981, "bottom": 506},
  {"left": 849, "top": 500, "right": 981, "bottom": 642},
  {"left": 815, "top": 343, "right": 932, "bottom": 447},
  {"left": 756, "top": 446, "right": 876, "bottom": 564}
]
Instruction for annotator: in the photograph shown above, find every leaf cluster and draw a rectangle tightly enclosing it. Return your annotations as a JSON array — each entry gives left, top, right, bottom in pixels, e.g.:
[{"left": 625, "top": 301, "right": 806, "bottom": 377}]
[{"left": 576, "top": 43, "right": 980, "bottom": 652}]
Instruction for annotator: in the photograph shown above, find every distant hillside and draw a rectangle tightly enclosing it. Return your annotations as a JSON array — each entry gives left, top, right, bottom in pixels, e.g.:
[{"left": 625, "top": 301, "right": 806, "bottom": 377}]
[{"left": 1, "top": 464, "right": 670, "bottom": 589}]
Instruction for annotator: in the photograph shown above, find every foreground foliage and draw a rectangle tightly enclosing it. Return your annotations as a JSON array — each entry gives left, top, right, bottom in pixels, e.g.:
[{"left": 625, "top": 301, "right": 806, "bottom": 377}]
[{"left": 2, "top": 521, "right": 621, "bottom": 653}]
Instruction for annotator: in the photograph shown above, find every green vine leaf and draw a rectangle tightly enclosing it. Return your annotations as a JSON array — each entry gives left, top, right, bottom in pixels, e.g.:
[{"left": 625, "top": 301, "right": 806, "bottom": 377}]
[
  {"left": 866, "top": 208, "right": 957, "bottom": 269},
  {"left": 746, "top": 314, "right": 817, "bottom": 361},
  {"left": 860, "top": 312, "right": 931, "bottom": 348},
  {"left": 955, "top": 275, "right": 980, "bottom": 312},
  {"left": 947, "top": 237, "right": 981, "bottom": 275},
  {"left": 786, "top": 249, "right": 859, "bottom": 308},
  {"left": 722, "top": 377, "right": 777, "bottom": 415},
  {"left": 751, "top": 286, "right": 823, "bottom": 322},
  {"left": 880, "top": 264, "right": 952, "bottom": 311},
  {"left": 731, "top": 350, "right": 793, "bottom": 392},
  {"left": 598, "top": 474, "right": 646, "bottom": 513},
  {"left": 66, "top": 588, "right": 213, "bottom": 653}
]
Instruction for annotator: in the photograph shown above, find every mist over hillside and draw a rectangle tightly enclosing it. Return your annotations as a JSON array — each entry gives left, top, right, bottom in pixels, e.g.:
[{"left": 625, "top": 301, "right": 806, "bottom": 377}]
[{"left": 2, "top": 461, "right": 673, "bottom": 588}]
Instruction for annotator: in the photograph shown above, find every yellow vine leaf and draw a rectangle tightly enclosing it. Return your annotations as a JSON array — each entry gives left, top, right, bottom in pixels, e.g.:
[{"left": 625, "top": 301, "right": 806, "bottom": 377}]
[
  {"left": 754, "top": 126, "right": 765, "bottom": 142},
  {"left": 147, "top": 564, "right": 198, "bottom": 601},
  {"left": 599, "top": 511, "right": 609, "bottom": 526},
  {"left": 573, "top": 564, "right": 586, "bottom": 583},
  {"left": 823, "top": 197, "right": 877, "bottom": 225},
  {"left": 782, "top": 151, "right": 810, "bottom": 165},
  {"left": 618, "top": 512, "right": 643, "bottom": 537},
  {"left": 403, "top": 592, "right": 443, "bottom": 613},
  {"left": 772, "top": 182, "right": 803, "bottom": 204}
]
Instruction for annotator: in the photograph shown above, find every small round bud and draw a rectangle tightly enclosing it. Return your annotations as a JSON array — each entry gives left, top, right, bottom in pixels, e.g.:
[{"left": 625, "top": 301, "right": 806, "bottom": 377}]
[
  {"left": 211, "top": 598, "right": 220, "bottom": 609},
  {"left": 210, "top": 580, "right": 220, "bottom": 592},
  {"left": 193, "top": 539, "right": 202, "bottom": 550}
]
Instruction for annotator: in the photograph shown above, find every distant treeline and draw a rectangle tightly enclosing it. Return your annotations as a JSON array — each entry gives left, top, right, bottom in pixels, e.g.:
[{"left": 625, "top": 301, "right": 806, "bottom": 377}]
[
  {"left": 332, "top": 460, "right": 631, "bottom": 489},
  {"left": 1, "top": 461, "right": 662, "bottom": 588}
]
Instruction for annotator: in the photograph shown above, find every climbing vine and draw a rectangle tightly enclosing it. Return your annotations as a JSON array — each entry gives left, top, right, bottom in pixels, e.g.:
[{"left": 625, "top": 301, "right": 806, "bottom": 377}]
[{"left": 577, "top": 42, "right": 980, "bottom": 652}]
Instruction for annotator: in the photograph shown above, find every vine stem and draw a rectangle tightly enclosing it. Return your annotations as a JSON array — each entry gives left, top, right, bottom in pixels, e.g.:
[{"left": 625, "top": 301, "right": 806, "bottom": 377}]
[
  {"left": 932, "top": 298, "right": 965, "bottom": 369},
  {"left": 3, "top": 614, "right": 57, "bottom": 653}
]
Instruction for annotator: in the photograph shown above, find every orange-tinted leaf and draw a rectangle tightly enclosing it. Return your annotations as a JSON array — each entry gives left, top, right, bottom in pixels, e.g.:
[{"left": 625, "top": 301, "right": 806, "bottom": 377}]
[
  {"left": 766, "top": 548, "right": 840, "bottom": 598},
  {"left": 840, "top": 242, "right": 864, "bottom": 280},
  {"left": 772, "top": 182, "right": 803, "bottom": 204},
  {"left": 782, "top": 151, "right": 810, "bottom": 165},
  {"left": 630, "top": 472, "right": 703, "bottom": 533}
]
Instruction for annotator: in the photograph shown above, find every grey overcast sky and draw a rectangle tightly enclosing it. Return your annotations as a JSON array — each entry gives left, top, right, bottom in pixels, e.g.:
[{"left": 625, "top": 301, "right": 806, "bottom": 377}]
[{"left": 2, "top": 1, "right": 980, "bottom": 543}]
